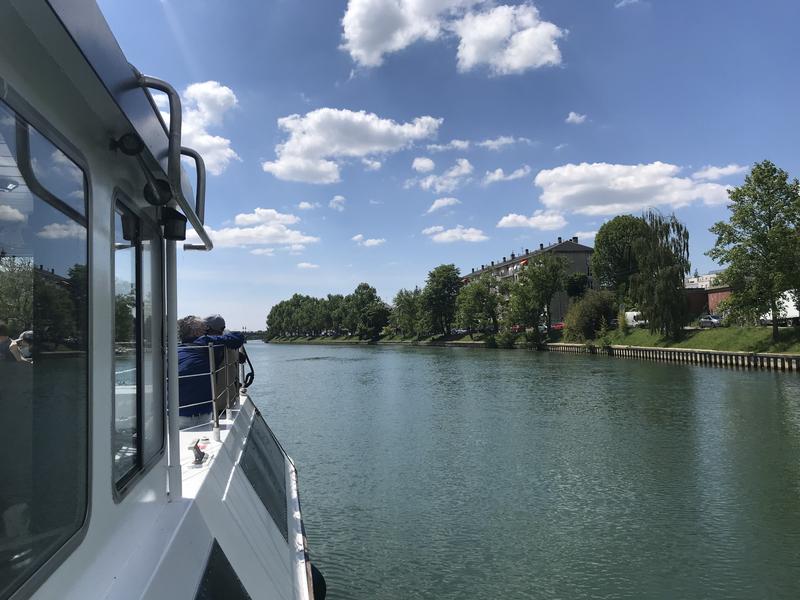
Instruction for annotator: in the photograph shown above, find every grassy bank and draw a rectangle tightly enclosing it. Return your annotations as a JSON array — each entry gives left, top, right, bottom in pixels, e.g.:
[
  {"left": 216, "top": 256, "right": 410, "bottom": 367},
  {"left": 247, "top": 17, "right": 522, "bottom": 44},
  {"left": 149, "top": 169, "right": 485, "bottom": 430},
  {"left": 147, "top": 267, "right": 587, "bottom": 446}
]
[
  {"left": 268, "top": 333, "right": 486, "bottom": 346},
  {"left": 605, "top": 327, "right": 800, "bottom": 354}
]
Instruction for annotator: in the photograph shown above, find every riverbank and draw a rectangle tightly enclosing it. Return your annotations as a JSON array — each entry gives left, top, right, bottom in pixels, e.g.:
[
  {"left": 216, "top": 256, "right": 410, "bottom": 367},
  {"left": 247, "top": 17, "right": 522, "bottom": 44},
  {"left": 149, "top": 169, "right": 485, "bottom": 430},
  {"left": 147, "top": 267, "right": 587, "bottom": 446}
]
[{"left": 268, "top": 333, "right": 486, "bottom": 347}]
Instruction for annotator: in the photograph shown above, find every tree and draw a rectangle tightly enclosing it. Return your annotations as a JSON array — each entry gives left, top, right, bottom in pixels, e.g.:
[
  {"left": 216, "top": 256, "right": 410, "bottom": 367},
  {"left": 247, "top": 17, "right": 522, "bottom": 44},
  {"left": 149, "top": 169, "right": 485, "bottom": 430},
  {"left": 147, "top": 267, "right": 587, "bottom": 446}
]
[
  {"left": 456, "top": 274, "right": 499, "bottom": 335},
  {"left": 707, "top": 160, "right": 800, "bottom": 340},
  {"left": 422, "top": 264, "right": 462, "bottom": 335},
  {"left": 0, "top": 256, "right": 33, "bottom": 334},
  {"left": 591, "top": 215, "right": 650, "bottom": 301},
  {"left": 510, "top": 253, "right": 567, "bottom": 331},
  {"left": 630, "top": 210, "right": 690, "bottom": 338},
  {"left": 565, "top": 273, "right": 589, "bottom": 299},
  {"left": 564, "top": 290, "right": 617, "bottom": 341},
  {"left": 391, "top": 287, "right": 422, "bottom": 337}
]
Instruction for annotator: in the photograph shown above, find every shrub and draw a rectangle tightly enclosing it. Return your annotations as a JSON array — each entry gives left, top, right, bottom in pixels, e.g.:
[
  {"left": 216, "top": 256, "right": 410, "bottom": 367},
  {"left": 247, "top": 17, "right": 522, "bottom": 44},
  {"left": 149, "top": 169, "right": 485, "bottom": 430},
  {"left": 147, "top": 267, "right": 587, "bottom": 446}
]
[
  {"left": 496, "top": 330, "right": 518, "bottom": 349},
  {"left": 564, "top": 290, "right": 618, "bottom": 341},
  {"left": 484, "top": 334, "right": 498, "bottom": 348}
]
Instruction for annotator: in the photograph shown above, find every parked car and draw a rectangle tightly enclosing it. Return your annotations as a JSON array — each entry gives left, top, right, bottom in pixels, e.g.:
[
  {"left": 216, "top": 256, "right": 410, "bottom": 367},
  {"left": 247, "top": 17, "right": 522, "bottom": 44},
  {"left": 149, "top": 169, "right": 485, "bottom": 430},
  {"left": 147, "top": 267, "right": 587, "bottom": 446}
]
[
  {"left": 550, "top": 322, "right": 565, "bottom": 331},
  {"left": 698, "top": 315, "right": 722, "bottom": 328}
]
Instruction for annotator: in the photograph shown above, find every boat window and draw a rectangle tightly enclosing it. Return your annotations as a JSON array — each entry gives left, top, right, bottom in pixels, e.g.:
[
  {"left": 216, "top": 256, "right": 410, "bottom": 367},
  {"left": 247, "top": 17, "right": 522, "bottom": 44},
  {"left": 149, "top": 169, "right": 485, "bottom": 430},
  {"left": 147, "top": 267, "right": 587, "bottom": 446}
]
[
  {"left": 113, "top": 200, "right": 163, "bottom": 491},
  {"left": 0, "top": 101, "right": 88, "bottom": 598}
]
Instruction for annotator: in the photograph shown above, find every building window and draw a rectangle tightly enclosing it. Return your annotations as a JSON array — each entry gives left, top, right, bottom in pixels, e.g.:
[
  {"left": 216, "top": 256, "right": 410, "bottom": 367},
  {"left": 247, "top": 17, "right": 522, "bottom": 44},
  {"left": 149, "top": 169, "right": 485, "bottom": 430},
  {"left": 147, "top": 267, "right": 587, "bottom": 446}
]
[
  {"left": 0, "top": 100, "right": 88, "bottom": 598},
  {"left": 113, "top": 200, "right": 163, "bottom": 492}
]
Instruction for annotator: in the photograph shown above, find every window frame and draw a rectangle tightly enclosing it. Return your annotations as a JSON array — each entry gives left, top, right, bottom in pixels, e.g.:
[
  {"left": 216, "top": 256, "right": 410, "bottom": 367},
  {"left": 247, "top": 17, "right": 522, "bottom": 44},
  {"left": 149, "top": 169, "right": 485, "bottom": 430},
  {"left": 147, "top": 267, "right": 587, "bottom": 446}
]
[
  {"left": 111, "top": 191, "right": 165, "bottom": 500},
  {"left": 1, "top": 81, "right": 92, "bottom": 600}
]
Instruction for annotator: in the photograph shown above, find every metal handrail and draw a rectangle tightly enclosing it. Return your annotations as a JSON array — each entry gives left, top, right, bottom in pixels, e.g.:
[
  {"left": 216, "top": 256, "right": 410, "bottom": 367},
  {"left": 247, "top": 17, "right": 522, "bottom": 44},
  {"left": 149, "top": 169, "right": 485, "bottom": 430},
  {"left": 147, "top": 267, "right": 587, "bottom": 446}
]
[{"left": 177, "top": 342, "right": 242, "bottom": 438}]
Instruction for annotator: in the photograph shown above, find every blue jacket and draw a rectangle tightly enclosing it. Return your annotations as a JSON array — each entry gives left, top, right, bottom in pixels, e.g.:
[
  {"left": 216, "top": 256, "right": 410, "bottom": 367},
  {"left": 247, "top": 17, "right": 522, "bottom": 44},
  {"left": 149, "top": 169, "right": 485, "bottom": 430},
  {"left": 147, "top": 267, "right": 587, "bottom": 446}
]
[{"left": 178, "top": 332, "right": 245, "bottom": 417}]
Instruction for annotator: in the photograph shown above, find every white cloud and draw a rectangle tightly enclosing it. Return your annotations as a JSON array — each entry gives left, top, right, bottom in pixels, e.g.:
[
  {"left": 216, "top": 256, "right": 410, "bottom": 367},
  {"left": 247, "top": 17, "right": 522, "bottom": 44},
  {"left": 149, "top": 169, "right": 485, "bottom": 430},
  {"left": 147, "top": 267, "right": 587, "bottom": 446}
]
[
  {"left": 691, "top": 164, "right": 747, "bottom": 181},
  {"left": 483, "top": 164, "right": 531, "bottom": 185},
  {"left": 554, "top": 143, "right": 568, "bottom": 151},
  {"left": 262, "top": 108, "right": 441, "bottom": 183},
  {"left": 426, "top": 197, "right": 461, "bottom": 213},
  {"left": 615, "top": 0, "right": 639, "bottom": 8},
  {"left": 234, "top": 207, "right": 299, "bottom": 226},
  {"left": 412, "top": 157, "right": 436, "bottom": 172},
  {"left": 453, "top": 4, "right": 565, "bottom": 75},
  {"left": 573, "top": 230, "right": 597, "bottom": 242},
  {"left": 186, "top": 207, "right": 319, "bottom": 249},
  {"left": 422, "top": 224, "right": 488, "bottom": 243},
  {"left": 362, "top": 158, "right": 382, "bottom": 170},
  {"left": 250, "top": 248, "right": 275, "bottom": 256},
  {"left": 0, "top": 204, "right": 25, "bottom": 222},
  {"left": 497, "top": 209, "right": 566, "bottom": 230},
  {"left": 297, "top": 262, "right": 320, "bottom": 269},
  {"left": 37, "top": 221, "right": 86, "bottom": 240},
  {"left": 297, "top": 201, "right": 321, "bottom": 210},
  {"left": 427, "top": 139, "right": 470, "bottom": 152},
  {"left": 565, "top": 111, "right": 586, "bottom": 125},
  {"left": 352, "top": 233, "right": 386, "bottom": 247},
  {"left": 534, "top": 161, "right": 731, "bottom": 215},
  {"left": 476, "top": 135, "right": 531, "bottom": 150},
  {"left": 329, "top": 195, "right": 346, "bottom": 211},
  {"left": 418, "top": 158, "right": 473, "bottom": 193},
  {"left": 341, "top": 0, "right": 479, "bottom": 67},
  {"left": 168, "top": 81, "right": 240, "bottom": 176}
]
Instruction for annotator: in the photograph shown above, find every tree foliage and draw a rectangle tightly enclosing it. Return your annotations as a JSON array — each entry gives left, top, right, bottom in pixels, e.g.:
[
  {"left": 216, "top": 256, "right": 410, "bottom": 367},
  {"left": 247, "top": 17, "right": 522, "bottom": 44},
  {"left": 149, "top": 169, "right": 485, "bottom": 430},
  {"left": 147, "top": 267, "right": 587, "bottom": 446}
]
[
  {"left": 456, "top": 274, "right": 499, "bottom": 335},
  {"left": 707, "top": 160, "right": 800, "bottom": 340},
  {"left": 591, "top": 215, "right": 650, "bottom": 301},
  {"left": 630, "top": 210, "right": 690, "bottom": 338},
  {"left": 509, "top": 253, "right": 567, "bottom": 330},
  {"left": 422, "top": 264, "right": 462, "bottom": 335},
  {"left": 564, "top": 290, "right": 617, "bottom": 341},
  {"left": 565, "top": 273, "right": 589, "bottom": 299},
  {"left": 391, "top": 287, "right": 423, "bottom": 337}
]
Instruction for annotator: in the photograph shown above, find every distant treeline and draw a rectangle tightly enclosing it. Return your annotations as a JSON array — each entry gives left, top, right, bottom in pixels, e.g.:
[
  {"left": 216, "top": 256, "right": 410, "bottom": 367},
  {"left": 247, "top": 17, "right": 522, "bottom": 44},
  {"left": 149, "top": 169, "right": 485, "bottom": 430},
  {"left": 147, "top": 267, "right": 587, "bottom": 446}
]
[{"left": 267, "top": 161, "right": 800, "bottom": 344}]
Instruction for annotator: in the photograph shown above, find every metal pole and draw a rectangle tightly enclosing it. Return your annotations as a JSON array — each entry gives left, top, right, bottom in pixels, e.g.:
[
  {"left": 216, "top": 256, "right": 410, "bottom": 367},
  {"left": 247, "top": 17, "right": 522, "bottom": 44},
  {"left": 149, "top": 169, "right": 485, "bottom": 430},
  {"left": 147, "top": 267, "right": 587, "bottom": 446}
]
[
  {"left": 208, "top": 343, "right": 220, "bottom": 442},
  {"left": 166, "top": 239, "right": 182, "bottom": 499}
]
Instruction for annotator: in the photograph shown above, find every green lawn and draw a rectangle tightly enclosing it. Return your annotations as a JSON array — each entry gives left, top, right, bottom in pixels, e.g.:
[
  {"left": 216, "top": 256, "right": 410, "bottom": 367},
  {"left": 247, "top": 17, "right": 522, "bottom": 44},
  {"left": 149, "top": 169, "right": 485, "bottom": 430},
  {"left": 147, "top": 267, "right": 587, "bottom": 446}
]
[{"left": 606, "top": 326, "right": 800, "bottom": 354}]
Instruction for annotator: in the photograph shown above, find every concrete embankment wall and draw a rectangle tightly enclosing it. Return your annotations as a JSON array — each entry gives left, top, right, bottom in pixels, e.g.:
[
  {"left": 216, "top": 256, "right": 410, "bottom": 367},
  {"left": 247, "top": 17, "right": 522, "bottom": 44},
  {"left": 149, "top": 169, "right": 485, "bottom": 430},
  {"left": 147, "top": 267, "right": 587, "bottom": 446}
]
[{"left": 546, "top": 343, "right": 800, "bottom": 372}]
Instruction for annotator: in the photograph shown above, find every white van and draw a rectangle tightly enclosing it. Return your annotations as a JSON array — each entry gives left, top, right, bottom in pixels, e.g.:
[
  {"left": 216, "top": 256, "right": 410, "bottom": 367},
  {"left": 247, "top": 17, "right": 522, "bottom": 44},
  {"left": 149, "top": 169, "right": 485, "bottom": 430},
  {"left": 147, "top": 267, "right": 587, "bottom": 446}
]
[
  {"left": 760, "top": 292, "right": 800, "bottom": 326},
  {"left": 624, "top": 311, "right": 649, "bottom": 328}
]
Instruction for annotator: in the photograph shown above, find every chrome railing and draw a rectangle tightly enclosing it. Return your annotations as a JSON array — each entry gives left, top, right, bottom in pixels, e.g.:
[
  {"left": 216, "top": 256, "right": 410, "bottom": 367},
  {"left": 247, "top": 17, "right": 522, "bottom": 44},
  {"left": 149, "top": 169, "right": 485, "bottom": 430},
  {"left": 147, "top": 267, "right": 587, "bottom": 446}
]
[{"left": 177, "top": 342, "right": 242, "bottom": 440}]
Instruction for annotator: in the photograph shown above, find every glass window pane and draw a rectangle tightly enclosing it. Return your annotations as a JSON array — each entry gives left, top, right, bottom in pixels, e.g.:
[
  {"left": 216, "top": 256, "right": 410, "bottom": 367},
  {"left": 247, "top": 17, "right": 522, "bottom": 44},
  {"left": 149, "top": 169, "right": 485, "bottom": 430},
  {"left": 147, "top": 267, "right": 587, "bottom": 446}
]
[
  {"left": 113, "top": 209, "right": 138, "bottom": 484},
  {"left": 0, "top": 100, "right": 88, "bottom": 599}
]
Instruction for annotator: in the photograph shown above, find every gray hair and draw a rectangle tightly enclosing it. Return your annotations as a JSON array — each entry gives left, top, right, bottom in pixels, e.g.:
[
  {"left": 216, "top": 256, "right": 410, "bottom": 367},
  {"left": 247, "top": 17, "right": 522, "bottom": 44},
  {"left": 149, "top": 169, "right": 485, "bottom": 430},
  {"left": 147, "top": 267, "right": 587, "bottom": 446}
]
[{"left": 178, "top": 316, "right": 206, "bottom": 343}]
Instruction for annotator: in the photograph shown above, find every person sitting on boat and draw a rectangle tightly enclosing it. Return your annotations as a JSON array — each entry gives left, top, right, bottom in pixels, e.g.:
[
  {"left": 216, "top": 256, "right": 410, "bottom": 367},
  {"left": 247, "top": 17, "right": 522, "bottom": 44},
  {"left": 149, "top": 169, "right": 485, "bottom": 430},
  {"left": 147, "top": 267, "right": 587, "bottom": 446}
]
[
  {"left": 177, "top": 315, "right": 245, "bottom": 428},
  {"left": 0, "top": 324, "right": 33, "bottom": 364}
]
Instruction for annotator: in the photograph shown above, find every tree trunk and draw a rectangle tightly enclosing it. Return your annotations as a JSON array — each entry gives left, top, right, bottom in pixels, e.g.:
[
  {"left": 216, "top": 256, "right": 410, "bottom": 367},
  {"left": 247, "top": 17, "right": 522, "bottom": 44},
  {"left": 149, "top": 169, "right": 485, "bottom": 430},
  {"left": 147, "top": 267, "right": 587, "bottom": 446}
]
[{"left": 771, "top": 298, "right": 779, "bottom": 342}]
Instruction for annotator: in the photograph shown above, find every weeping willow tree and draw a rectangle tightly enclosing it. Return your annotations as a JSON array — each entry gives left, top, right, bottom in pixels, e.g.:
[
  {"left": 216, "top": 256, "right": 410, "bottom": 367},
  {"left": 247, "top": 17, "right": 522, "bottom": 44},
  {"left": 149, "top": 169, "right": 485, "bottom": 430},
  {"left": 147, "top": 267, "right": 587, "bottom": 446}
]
[{"left": 630, "top": 210, "right": 691, "bottom": 338}]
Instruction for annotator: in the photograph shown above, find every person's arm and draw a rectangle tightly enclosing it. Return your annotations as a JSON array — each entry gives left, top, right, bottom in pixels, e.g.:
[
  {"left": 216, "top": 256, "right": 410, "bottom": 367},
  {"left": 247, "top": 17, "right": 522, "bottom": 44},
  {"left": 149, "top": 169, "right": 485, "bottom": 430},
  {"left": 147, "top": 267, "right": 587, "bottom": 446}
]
[
  {"left": 9, "top": 341, "right": 31, "bottom": 364},
  {"left": 194, "top": 332, "right": 245, "bottom": 349}
]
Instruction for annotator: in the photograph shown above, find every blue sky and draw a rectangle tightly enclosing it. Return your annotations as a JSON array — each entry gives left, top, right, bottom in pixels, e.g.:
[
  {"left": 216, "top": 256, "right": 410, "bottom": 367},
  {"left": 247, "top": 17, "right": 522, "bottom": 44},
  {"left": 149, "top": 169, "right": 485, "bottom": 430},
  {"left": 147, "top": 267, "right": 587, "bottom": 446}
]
[{"left": 99, "top": 0, "right": 800, "bottom": 330}]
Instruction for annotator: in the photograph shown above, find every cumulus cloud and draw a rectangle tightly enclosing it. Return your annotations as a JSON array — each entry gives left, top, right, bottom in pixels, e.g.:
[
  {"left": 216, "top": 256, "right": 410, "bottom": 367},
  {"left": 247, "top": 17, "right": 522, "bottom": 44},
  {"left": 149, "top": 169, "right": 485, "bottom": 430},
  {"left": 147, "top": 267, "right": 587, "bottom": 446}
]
[
  {"left": 362, "top": 158, "right": 382, "bottom": 170},
  {"left": 160, "top": 81, "right": 239, "bottom": 176},
  {"left": 262, "top": 108, "right": 441, "bottom": 183},
  {"left": 352, "top": 233, "right": 386, "bottom": 247},
  {"left": 497, "top": 209, "right": 566, "bottom": 230},
  {"left": 422, "top": 224, "right": 488, "bottom": 243},
  {"left": 691, "top": 164, "right": 747, "bottom": 181},
  {"left": 329, "top": 195, "right": 346, "bottom": 211},
  {"left": 533, "top": 161, "right": 731, "bottom": 215},
  {"left": 483, "top": 164, "right": 531, "bottom": 185},
  {"left": 573, "top": 230, "right": 597, "bottom": 242},
  {"left": 297, "top": 262, "right": 320, "bottom": 269},
  {"left": 234, "top": 208, "right": 299, "bottom": 226},
  {"left": 341, "top": 1, "right": 564, "bottom": 77},
  {"left": 476, "top": 135, "right": 531, "bottom": 150},
  {"left": 412, "top": 157, "right": 436, "bottom": 172},
  {"left": 186, "top": 207, "right": 319, "bottom": 248},
  {"left": 615, "top": 0, "right": 639, "bottom": 8},
  {"left": 427, "top": 139, "right": 470, "bottom": 153},
  {"left": 426, "top": 197, "right": 461, "bottom": 213},
  {"left": 250, "top": 248, "right": 275, "bottom": 256},
  {"left": 341, "top": 0, "right": 478, "bottom": 67},
  {"left": 453, "top": 4, "right": 565, "bottom": 75},
  {"left": 565, "top": 111, "right": 586, "bottom": 124},
  {"left": 0, "top": 204, "right": 25, "bottom": 222},
  {"left": 417, "top": 158, "right": 473, "bottom": 193},
  {"left": 37, "top": 222, "right": 86, "bottom": 240},
  {"left": 297, "top": 201, "right": 321, "bottom": 210}
]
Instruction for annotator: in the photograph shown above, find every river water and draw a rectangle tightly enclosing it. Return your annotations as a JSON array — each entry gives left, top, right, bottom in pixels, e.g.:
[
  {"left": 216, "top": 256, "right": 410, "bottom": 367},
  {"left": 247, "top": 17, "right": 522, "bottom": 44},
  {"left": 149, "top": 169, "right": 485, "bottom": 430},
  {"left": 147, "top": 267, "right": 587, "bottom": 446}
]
[{"left": 247, "top": 342, "right": 800, "bottom": 599}]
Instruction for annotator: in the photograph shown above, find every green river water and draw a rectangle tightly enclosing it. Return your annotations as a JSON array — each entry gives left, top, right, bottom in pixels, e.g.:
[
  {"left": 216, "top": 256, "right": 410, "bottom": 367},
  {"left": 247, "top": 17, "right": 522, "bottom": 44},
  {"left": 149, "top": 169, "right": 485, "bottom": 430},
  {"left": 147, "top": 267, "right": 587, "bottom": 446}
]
[{"left": 247, "top": 343, "right": 800, "bottom": 600}]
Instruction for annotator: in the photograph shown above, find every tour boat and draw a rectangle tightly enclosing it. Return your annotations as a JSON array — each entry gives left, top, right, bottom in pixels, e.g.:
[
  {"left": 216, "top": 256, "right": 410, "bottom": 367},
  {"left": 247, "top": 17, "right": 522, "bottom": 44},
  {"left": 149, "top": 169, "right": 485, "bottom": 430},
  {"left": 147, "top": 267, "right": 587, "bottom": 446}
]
[{"left": 0, "top": 1, "right": 324, "bottom": 598}]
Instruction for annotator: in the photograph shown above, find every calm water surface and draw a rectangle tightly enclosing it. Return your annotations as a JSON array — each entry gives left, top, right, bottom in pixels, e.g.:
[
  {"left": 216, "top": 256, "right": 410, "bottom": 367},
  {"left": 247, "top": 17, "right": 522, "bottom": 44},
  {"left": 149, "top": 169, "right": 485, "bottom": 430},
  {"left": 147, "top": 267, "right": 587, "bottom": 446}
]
[{"left": 247, "top": 343, "right": 800, "bottom": 599}]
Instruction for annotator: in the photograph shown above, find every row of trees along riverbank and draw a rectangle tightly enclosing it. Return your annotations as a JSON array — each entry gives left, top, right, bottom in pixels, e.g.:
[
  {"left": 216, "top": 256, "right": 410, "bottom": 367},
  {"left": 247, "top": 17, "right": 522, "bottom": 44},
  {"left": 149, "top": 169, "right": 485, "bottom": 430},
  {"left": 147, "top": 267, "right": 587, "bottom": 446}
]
[{"left": 266, "top": 160, "right": 800, "bottom": 348}]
